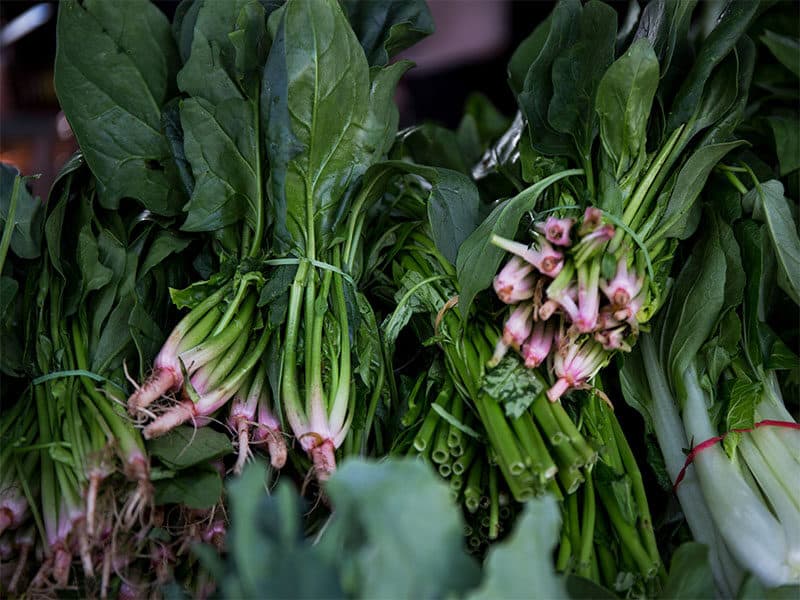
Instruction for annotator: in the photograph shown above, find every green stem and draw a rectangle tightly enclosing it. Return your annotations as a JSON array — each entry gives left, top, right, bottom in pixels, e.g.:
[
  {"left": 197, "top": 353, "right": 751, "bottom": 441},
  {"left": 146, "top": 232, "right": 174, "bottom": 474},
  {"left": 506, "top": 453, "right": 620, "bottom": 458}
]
[
  {"left": 578, "top": 475, "right": 596, "bottom": 578},
  {"left": 488, "top": 465, "right": 500, "bottom": 540},
  {"left": 281, "top": 260, "right": 311, "bottom": 430},
  {"left": 550, "top": 402, "right": 597, "bottom": 466},
  {"left": 0, "top": 174, "right": 21, "bottom": 275},
  {"left": 596, "top": 483, "right": 657, "bottom": 578}
]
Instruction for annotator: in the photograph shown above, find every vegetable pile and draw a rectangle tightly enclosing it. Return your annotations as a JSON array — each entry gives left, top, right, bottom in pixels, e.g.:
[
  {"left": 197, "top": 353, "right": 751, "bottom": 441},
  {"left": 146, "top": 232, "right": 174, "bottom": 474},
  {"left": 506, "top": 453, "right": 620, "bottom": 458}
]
[{"left": 0, "top": 0, "right": 798, "bottom": 597}]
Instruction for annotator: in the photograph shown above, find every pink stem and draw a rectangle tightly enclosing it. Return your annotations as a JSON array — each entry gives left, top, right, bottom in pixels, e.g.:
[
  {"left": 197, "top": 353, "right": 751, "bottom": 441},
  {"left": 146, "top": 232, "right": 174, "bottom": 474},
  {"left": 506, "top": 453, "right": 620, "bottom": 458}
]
[
  {"left": 143, "top": 401, "right": 195, "bottom": 439},
  {"left": 127, "top": 366, "right": 180, "bottom": 415},
  {"left": 311, "top": 439, "right": 337, "bottom": 482}
]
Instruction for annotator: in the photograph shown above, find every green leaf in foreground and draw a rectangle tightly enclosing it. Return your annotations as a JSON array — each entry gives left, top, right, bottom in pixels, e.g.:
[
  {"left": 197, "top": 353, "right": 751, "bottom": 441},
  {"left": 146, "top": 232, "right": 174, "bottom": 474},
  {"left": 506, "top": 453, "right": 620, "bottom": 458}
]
[
  {"left": 322, "top": 458, "right": 480, "bottom": 599},
  {"left": 0, "top": 163, "right": 43, "bottom": 261},
  {"left": 467, "top": 495, "right": 566, "bottom": 600},
  {"left": 147, "top": 425, "right": 233, "bottom": 470},
  {"left": 660, "top": 542, "right": 715, "bottom": 600}
]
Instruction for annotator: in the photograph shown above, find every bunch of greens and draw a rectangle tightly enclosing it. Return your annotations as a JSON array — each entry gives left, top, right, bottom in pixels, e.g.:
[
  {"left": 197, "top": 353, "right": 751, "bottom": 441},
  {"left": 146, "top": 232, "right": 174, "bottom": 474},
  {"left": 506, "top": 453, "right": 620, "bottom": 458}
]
[
  {"left": 457, "top": 0, "right": 761, "bottom": 401},
  {"left": 54, "top": 0, "right": 436, "bottom": 481}
]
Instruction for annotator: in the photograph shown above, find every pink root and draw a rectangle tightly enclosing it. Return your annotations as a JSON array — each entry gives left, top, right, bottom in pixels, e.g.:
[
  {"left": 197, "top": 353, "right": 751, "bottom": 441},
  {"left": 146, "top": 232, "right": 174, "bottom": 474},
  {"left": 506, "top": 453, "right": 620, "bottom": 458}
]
[
  {"left": 233, "top": 422, "right": 251, "bottom": 475},
  {"left": 311, "top": 439, "right": 337, "bottom": 482},
  {"left": 53, "top": 547, "right": 72, "bottom": 587},
  {"left": 127, "top": 367, "right": 180, "bottom": 415},
  {"left": 86, "top": 475, "right": 101, "bottom": 537},
  {"left": 8, "top": 542, "right": 30, "bottom": 593},
  {"left": 143, "top": 401, "right": 195, "bottom": 439},
  {"left": 546, "top": 378, "right": 571, "bottom": 402},
  {"left": 266, "top": 430, "right": 287, "bottom": 469}
]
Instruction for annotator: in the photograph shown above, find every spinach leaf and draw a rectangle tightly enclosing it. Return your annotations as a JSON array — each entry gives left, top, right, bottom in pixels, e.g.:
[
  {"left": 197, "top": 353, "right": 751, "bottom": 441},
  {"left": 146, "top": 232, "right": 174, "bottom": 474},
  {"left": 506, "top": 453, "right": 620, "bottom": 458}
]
[
  {"left": 749, "top": 180, "right": 800, "bottom": 304},
  {"left": 342, "top": 0, "right": 434, "bottom": 67},
  {"left": 517, "top": 0, "right": 582, "bottom": 158},
  {"left": 548, "top": 1, "right": 617, "bottom": 164},
  {"left": 264, "top": 0, "right": 372, "bottom": 252},
  {"left": 508, "top": 15, "right": 551, "bottom": 97},
  {"left": 54, "top": 0, "right": 183, "bottom": 216},
  {"left": 456, "top": 169, "right": 583, "bottom": 315},
  {"left": 177, "top": 0, "right": 274, "bottom": 235},
  {"left": 761, "top": 30, "right": 800, "bottom": 78},
  {"left": 765, "top": 116, "right": 800, "bottom": 176},
  {"left": 666, "top": 0, "right": 760, "bottom": 133},
  {"left": 596, "top": 38, "right": 660, "bottom": 175},
  {"left": 322, "top": 459, "right": 480, "bottom": 598}
]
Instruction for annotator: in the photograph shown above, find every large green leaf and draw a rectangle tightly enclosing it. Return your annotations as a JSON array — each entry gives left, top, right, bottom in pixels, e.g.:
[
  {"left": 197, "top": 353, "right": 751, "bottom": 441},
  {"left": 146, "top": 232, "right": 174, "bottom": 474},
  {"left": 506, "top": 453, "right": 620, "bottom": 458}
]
[
  {"left": 342, "top": 0, "right": 433, "bottom": 67},
  {"left": 761, "top": 30, "right": 800, "bottom": 78},
  {"left": 765, "top": 116, "right": 800, "bottom": 176},
  {"left": 467, "top": 496, "right": 566, "bottom": 600},
  {"left": 264, "top": 0, "right": 376, "bottom": 252},
  {"left": 322, "top": 458, "right": 480, "bottom": 598},
  {"left": 517, "top": 0, "right": 582, "bottom": 158},
  {"left": 749, "top": 180, "right": 800, "bottom": 304},
  {"left": 456, "top": 169, "right": 583, "bottom": 315},
  {"left": 664, "top": 231, "right": 728, "bottom": 398},
  {"left": 508, "top": 16, "right": 551, "bottom": 97},
  {"left": 54, "top": 0, "right": 183, "bottom": 216},
  {"left": 176, "top": 0, "right": 272, "bottom": 234},
  {"left": 666, "top": 0, "right": 760, "bottom": 132},
  {"left": 660, "top": 543, "right": 716, "bottom": 600},
  {"left": 596, "top": 39, "right": 660, "bottom": 175},
  {"left": 548, "top": 1, "right": 617, "bottom": 162},
  {"left": 154, "top": 467, "right": 222, "bottom": 509}
]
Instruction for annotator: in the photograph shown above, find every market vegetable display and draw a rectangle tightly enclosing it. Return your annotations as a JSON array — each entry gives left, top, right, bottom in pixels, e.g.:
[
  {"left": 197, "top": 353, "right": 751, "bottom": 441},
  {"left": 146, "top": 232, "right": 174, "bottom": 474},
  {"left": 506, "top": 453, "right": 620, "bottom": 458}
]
[{"left": 0, "top": 0, "right": 798, "bottom": 597}]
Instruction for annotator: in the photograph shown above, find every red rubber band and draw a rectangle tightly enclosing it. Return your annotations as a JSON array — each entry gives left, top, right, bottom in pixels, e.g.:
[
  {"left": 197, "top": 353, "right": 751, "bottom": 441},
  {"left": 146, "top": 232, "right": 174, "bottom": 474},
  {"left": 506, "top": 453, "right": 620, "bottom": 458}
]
[{"left": 672, "top": 419, "right": 800, "bottom": 493}]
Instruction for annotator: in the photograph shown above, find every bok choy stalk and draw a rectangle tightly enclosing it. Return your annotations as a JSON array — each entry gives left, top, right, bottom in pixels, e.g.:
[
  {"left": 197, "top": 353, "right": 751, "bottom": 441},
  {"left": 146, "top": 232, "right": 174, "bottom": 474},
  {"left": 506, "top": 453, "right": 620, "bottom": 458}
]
[
  {"left": 621, "top": 203, "right": 800, "bottom": 589},
  {"left": 457, "top": 0, "right": 760, "bottom": 402}
]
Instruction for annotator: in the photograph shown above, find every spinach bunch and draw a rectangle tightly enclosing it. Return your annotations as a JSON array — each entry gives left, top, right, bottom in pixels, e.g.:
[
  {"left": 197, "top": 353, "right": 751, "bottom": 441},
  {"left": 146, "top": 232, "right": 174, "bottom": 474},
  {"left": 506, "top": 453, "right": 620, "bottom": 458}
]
[{"left": 457, "top": 0, "right": 763, "bottom": 403}]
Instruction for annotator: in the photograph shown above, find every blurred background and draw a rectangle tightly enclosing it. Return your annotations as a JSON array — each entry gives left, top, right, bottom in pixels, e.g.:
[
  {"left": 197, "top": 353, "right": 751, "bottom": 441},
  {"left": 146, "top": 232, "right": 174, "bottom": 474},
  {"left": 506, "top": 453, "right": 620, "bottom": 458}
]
[{"left": 0, "top": 0, "right": 629, "bottom": 198}]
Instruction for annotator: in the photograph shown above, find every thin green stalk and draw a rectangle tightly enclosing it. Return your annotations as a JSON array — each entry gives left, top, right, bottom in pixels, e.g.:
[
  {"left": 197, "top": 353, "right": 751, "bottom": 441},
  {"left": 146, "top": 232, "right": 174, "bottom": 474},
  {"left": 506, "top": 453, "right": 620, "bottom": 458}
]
[
  {"left": 489, "top": 465, "right": 500, "bottom": 540},
  {"left": 578, "top": 475, "right": 596, "bottom": 578},
  {"left": 532, "top": 395, "right": 568, "bottom": 445},
  {"left": 414, "top": 406, "right": 440, "bottom": 453},
  {"left": 281, "top": 260, "right": 311, "bottom": 430},
  {"left": 597, "top": 483, "right": 658, "bottom": 578},
  {"left": 610, "top": 410, "right": 662, "bottom": 574},
  {"left": 452, "top": 443, "right": 477, "bottom": 476},
  {"left": 550, "top": 402, "right": 597, "bottom": 466},
  {"left": 0, "top": 173, "right": 21, "bottom": 275}
]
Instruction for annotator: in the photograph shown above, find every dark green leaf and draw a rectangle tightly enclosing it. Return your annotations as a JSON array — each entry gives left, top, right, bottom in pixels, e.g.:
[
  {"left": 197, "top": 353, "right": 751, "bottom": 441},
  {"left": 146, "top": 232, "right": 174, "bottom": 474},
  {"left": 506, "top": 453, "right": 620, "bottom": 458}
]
[
  {"left": 508, "top": 16, "right": 551, "bottom": 97},
  {"left": 323, "top": 458, "right": 480, "bottom": 598},
  {"left": 456, "top": 169, "right": 583, "bottom": 315},
  {"left": 766, "top": 116, "right": 800, "bottom": 176},
  {"left": 660, "top": 542, "right": 716, "bottom": 600},
  {"left": 750, "top": 180, "right": 800, "bottom": 304},
  {"left": 667, "top": 1, "right": 759, "bottom": 132},
  {"left": 518, "top": 0, "right": 582, "bottom": 157},
  {"left": 761, "top": 30, "right": 800, "bottom": 78},
  {"left": 726, "top": 378, "right": 759, "bottom": 431},
  {"left": 566, "top": 575, "right": 618, "bottom": 599},
  {"left": 154, "top": 468, "right": 222, "bottom": 509},
  {"left": 162, "top": 98, "right": 194, "bottom": 198},
  {"left": 467, "top": 496, "right": 566, "bottom": 600},
  {"left": 147, "top": 425, "right": 233, "bottom": 470},
  {"left": 264, "top": 0, "right": 373, "bottom": 252},
  {"left": 596, "top": 39, "right": 660, "bottom": 173},
  {"left": 548, "top": 1, "right": 617, "bottom": 160},
  {"left": 427, "top": 169, "right": 481, "bottom": 265},
  {"left": 342, "top": 0, "right": 433, "bottom": 67},
  {"left": 54, "top": 0, "right": 183, "bottom": 215}
]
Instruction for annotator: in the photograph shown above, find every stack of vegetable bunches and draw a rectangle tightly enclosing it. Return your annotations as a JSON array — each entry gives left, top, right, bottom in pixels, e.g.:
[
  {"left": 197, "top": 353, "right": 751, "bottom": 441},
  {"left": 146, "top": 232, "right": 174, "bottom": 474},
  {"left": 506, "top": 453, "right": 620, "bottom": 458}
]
[
  {"left": 378, "top": 192, "right": 598, "bottom": 500},
  {"left": 460, "top": 0, "right": 760, "bottom": 404},
  {"left": 0, "top": 158, "right": 197, "bottom": 592},
  {"left": 376, "top": 178, "right": 666, "bottom": 593}
]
